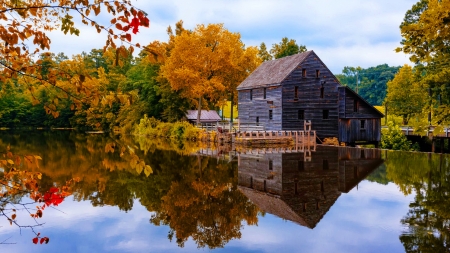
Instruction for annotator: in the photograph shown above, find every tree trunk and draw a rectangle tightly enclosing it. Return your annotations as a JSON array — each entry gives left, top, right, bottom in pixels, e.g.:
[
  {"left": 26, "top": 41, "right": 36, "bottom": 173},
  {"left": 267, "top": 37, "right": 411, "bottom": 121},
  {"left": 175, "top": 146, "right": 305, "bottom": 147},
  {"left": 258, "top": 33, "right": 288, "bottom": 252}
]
[{"left": 197, "top": 96, "right": 202, "bottom": 126}]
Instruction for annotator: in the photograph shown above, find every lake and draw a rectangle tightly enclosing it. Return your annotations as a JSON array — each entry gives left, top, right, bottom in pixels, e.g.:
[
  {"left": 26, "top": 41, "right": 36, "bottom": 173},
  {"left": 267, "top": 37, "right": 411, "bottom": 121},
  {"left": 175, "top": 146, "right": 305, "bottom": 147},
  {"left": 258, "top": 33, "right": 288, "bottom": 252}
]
[{"left": 0, "top": 131, "right": 448, "bottom": 253}]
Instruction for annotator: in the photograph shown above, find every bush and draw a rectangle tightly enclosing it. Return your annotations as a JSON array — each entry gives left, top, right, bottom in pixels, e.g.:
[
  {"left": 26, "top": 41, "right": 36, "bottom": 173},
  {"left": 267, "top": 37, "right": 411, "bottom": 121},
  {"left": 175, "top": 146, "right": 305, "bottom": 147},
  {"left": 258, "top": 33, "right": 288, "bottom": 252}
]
[
  {"left": 381, "top": 121, "right": 419, "bottom": 151},
  {"left": 133, "top": 115, "right": 206, "bottom": 141}
]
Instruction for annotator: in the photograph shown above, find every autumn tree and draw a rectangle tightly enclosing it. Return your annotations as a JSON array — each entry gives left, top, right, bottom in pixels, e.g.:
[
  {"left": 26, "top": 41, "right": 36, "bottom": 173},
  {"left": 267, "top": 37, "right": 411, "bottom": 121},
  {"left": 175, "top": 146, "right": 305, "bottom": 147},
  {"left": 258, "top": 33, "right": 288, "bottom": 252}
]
[
  {"left": 270, "top": 37, "right": 307, "bottom": 59},
  {"left": 161, "top": 24, "right": 260, "bottom": 125},
  {"left": 0, "top": 0, "right": 149, "bottom": 118},
  {"left": 396, "top": 0, "right": 450, "bottom": 127},
  {"left": 385, "top": 65, "right": 425, "bottom": 125},
  {"left": 258, "top": 42, "right": 272, "bottom": 62}
]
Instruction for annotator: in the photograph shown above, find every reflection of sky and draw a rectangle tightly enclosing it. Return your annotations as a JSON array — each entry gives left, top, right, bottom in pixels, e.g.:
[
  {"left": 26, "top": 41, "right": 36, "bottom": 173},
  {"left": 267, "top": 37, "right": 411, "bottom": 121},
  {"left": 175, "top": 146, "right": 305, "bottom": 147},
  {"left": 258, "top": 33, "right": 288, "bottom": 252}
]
[{"left": 0, "top": 180, "right": 413, "bottom": 253}]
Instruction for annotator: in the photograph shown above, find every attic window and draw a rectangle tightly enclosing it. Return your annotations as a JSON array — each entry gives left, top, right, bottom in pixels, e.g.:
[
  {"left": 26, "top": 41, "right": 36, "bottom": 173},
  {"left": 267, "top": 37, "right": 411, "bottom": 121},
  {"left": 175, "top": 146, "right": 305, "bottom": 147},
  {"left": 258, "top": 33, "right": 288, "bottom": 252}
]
[
  {"left": 256, "top": 117, "right": 259, "bottom": 124},
  {"left": 263, "top": 88, "right": 267, "bottom": 99},
  {"left": 320, "top": 87, "right": 324, "bottom": 98},
  {"left": 294, "top": 86, "right": 299, "bottom": 99},
  {"left": 353, "top": 100, "right": 358, "bottom": 112},
  {"left": 250, "top": 89, "right": 253, "bottom": 100},
  {"left": 323, "top": 109, "right": 329, "bottom": 119},
  {"left": 302, "top": 68, "right": 306, "bottom": 77},
  {"left": 316, "top": 70, "right": 320, "bottom": 78}
]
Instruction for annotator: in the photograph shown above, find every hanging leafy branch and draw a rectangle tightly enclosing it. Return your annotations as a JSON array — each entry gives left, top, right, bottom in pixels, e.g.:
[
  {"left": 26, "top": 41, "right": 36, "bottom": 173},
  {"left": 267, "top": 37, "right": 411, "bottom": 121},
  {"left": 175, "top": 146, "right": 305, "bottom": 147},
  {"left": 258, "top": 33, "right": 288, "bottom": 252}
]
[{"left": 0, "top": 0, "right": 150, "bottom": 117}]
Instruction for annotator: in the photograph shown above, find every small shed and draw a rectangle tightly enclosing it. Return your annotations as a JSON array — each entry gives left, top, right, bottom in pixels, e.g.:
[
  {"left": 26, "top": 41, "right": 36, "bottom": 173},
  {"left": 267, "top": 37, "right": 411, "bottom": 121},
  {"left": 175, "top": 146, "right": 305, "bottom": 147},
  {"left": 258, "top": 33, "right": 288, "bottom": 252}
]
[{"left": 185, "top": 110, "right": 221, "bottom": 124}]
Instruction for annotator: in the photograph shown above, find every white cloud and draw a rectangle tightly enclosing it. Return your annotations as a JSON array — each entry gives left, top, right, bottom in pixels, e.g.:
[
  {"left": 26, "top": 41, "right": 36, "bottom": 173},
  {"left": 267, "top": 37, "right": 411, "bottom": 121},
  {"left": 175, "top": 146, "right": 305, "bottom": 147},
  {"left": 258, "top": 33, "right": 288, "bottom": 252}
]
[{"left": 44, "top": 0, "right": 417, "bottom": 73}]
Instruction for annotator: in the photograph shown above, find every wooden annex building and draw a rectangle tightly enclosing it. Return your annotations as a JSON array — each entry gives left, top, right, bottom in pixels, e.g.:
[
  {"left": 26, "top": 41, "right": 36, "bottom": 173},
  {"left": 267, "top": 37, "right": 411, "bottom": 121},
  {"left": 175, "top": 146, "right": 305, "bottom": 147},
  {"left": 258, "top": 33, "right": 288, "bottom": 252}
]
[{"left": 237, "top": 51, "right": 383, "bottom": 146}]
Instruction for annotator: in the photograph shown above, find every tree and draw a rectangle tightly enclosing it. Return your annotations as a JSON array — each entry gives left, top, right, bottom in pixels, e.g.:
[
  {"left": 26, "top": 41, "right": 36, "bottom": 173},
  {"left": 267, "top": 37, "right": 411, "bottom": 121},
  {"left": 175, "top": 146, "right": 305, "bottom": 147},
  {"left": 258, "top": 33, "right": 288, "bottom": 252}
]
[
  {"left": 0, "top": 0, "right": 149, "bottom": 117},
  {"left": 161, "top": 24, "right": 260, "bottom": 125},
  {"left": 385, "top": 65, "right": 425, "bottom": 125},
  {"left": 258, "top": 42, "right": 272, "bottom": 62},
  {"left": 270, "top": 37, "right": 307, "bottom": 59}
]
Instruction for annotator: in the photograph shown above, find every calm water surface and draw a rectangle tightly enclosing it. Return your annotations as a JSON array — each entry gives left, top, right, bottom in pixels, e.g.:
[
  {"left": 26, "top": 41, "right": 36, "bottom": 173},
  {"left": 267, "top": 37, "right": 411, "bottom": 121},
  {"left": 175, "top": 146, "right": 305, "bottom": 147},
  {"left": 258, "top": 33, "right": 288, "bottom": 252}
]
[{"left": 0, "top": 131, "right": 448, "bottom": 253}]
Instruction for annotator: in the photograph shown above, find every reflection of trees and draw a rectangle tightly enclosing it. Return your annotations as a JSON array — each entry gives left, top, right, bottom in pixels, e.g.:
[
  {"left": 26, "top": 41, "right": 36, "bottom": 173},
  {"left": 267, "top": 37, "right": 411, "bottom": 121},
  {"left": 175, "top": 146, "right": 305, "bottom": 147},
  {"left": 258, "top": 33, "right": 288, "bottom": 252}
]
[
  {"left": 385, "top": 151, "right": 450, "bottom": 252},
  {"left": 0, "top": 131, "right": 259, "bottom": 249},
  {"left": 150, "top": 159, "right": 258, "bottom": 248}
]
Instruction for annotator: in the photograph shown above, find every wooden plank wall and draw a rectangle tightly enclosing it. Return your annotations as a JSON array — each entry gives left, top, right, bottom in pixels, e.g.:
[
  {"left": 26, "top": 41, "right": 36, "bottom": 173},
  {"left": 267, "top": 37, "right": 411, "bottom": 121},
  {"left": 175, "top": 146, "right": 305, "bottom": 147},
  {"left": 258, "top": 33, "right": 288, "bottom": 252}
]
[
  {"left": 340, "top": 87, "right": 382, "bottom": 119},
  {"left": 281, "top": 52, "right": 341, "bottom": 138},
  {"left": 237, "top": 153, "right": 283, "bottom": 195},
  {"left": 238, "top": 86, "right": 282, "bottom": 131},
  {"left": 338, "top": 118, "right": 381, "bottom": 142}
]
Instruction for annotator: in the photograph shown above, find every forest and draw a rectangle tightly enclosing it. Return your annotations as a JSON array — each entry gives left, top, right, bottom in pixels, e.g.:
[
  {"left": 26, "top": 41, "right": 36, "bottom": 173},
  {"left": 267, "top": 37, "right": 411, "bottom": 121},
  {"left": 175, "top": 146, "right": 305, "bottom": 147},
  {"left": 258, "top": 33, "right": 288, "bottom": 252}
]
[{"left": 1, "top": 0, "right": 450, "bottom": 135}]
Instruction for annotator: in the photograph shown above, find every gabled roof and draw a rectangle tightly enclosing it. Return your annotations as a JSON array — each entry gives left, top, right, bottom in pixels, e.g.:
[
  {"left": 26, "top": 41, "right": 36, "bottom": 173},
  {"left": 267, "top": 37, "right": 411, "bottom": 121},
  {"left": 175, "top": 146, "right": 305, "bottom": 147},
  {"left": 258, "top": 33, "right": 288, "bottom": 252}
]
[
  {"left": 237, "top": 51, "right": 313, "bottom": 90},
  {"left": 339, "top": 86, "right": 385, "bottom": 118},
  {"left": 186, "top": 110, "right": 221, "bottom": 122}
]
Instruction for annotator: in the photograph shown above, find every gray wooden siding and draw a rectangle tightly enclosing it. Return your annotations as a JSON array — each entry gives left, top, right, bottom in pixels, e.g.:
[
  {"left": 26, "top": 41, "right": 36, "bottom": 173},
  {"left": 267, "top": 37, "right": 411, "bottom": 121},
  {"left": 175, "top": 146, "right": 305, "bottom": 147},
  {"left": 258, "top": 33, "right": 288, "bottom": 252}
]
[
  {"left": 238, "top": 86, "right": 282, "bottom": 130},
  {"left": 338, "top": 118, "right": 381, "bottom": 143},
  {"left": 281, "top": 52, "right": 340, "bottom": 138},
  {"left": 340, "top": 87, "right": 382, "bottom": 118}
]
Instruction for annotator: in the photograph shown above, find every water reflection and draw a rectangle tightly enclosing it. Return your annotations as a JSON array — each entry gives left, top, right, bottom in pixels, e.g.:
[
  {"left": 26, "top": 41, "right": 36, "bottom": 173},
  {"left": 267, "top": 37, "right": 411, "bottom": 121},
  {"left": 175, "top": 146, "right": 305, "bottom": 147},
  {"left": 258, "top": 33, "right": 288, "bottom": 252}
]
[
  {"left": 237, "top": 146, "right": 384, "bottom": 228},
  {"left": 2, "top": 131, "right": 450, "bottom": 252},
  {"left": 383, "top": 151, "right": 450, "bottom": 252}
]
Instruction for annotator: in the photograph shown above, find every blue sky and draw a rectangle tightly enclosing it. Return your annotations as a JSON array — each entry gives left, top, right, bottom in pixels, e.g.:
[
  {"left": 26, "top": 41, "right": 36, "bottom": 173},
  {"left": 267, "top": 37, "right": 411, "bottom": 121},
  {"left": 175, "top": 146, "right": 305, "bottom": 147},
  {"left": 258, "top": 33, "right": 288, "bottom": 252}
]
[{"left": 49, "top": 0, "right": 417, "bottom": 73}]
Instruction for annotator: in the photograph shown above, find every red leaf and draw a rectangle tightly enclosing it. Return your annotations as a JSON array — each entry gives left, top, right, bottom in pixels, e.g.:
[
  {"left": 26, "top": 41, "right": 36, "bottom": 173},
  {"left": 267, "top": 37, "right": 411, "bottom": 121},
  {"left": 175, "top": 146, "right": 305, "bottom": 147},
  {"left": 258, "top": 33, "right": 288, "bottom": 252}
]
[
  {"left": 40, "top": 238, "right": 45, "bottom": 244},
  {"left": 32, "top": 237, "right": 38, "bottom": 244}
]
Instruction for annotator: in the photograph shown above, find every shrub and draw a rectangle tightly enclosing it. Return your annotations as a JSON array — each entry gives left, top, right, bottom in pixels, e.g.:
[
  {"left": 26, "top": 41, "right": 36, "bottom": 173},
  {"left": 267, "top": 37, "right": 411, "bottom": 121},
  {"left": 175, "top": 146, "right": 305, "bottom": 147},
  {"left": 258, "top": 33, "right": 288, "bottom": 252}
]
[{"left": 381, "top": 121, "right": 419, "bottom": 151}]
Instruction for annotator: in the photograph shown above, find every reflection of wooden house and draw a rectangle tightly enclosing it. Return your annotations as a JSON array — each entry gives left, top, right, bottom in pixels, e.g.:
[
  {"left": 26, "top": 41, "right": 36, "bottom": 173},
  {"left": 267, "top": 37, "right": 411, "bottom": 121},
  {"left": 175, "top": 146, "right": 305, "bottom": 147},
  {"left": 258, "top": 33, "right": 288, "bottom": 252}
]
[
  {"left": 237, "top": 51, "right": 383, "bottom": 145},
  {"left": 237, "top": 146, "right": 383, "bottom": 228}
]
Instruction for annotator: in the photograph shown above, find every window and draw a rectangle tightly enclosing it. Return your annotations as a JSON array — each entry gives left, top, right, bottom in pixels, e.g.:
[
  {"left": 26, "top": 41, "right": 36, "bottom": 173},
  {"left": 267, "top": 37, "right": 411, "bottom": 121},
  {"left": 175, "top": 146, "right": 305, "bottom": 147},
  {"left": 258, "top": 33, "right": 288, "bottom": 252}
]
[
  {"left": 302, "top": 68, "right": 306, "bottom": 77},
  {"left": 323, "top": 159, "right": 329, "bottom": 170},
  {"left": 256, "top": 117, "right": 259, "bottom": 123},
  {"left": 294, "top": 86, "right": 299, "bottom": 99},
  {"left": 320, "top": 87, "right": 324, "bottom": 98},
  {"left": 316, "top": 70, "right": 320, "bottom": 78},
  {"left": 323, "top": 110, "right": 329, "bottom": 119},
  {"left": 298, "top": 160, "right": 304, "bottom": 171},
  {"left": 298, "top": 110, "right": 304, "bottom": 120},
  {"left": 263, "top": 88, "right": 267, "bottom": 99},
  {"left": 267, "top": 101, "right": 273, "bottom": 105},
  {"left": 269, "top": 110, "right": 273, "bottom": 120},
  {"left": 361, "top": 119, "right": 366, "bottom": 129},
  {"left": 269, "top": 160, "right": 273, "bottom": 170},
  {"left": 353, "top": 99, "right": 358, "bottom": 112},
  {"left": 250, "top": 89, "right": 253, "bottom": 100}
]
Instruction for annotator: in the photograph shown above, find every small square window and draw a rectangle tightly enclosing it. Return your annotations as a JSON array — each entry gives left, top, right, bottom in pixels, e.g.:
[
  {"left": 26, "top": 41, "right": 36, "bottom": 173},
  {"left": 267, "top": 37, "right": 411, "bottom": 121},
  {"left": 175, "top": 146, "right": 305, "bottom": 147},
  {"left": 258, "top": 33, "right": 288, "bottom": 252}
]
[
  {"left": 298, "top": 110, "right": 304, "bottom": 120},
  {"left": 323, "top": 159, "right": 329, "bottom": 170},
  {"left": 323, "top": 110, "right": 329, "bottom": 119},
  {"left": 294, "top": 86, "right": 299, "bottom": 99},
  {"left": 361, "top": 119, "right": 366, "bottom": 129},
  {"left": 316, "top": 70, "right": 320, "bottom": 78},
  {"left": 269, "top": 110, "right": 273, "bottom": 120},
  {"left": 263, "top": 88, "right": 266, "bottom": 99},
  {"left": 302, "top": 68, "right": 306, "bottom": 77},
  {"left": 298, "top": 160, "right": 304, "bottom": 171}
]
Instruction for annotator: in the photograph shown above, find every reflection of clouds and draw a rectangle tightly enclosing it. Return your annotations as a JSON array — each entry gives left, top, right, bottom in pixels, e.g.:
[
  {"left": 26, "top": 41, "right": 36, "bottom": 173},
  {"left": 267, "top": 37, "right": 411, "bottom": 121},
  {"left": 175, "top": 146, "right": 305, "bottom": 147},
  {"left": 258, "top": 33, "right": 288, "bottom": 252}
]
[
  {"left": 1, "top": 181, "right": 412, "bottom": 252},
  {"left": 231, "top": 180, "right": 411, "bottom": 253}
]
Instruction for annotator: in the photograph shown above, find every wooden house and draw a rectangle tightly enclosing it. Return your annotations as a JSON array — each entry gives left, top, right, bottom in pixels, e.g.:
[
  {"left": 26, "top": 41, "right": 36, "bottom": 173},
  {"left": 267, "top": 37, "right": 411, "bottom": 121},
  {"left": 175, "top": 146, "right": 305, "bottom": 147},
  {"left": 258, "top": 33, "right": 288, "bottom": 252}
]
[
  {"left": 237, "top": 146, "right": 384, "bottom": 228},
  {"left": 237, "top": 51, "right": 383, "bottom": 145}
]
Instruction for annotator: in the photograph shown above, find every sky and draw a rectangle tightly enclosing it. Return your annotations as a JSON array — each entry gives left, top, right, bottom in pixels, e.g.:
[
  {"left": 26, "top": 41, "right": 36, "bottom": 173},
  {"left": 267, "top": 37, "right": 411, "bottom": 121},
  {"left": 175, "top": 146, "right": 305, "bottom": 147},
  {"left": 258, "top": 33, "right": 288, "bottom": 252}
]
[{"left": 47, "top": 0, "right": 418, "bottom": 74}]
